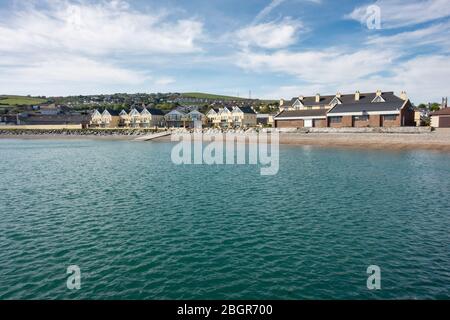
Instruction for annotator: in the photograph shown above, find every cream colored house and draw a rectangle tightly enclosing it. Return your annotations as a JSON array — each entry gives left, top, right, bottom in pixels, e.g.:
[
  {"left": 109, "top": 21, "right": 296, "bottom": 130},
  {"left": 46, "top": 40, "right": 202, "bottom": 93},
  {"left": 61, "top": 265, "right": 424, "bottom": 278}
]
[
  {"left": 90, "top": 109, "right": 103, "bottom": 127},
  {"left": 132, "top": 107, "right": 165, "bottom": 128},
  {"left": 119, "top": 110, "right": 131, "bottom": 127},
  {"left": 187, "top": 110, "right": 207, "bottom": 128},
  {"left": 231, "top": 106, "right": 257, "bottom": 127},
  {"left": 206, "top": 106, "right": 256, "bottom": 128},
  {"left": 165, "top": 109, "right": 186, "bottom": 128},
  {"left": 101, "top": 109, "right": 120, "bottom": 128}
]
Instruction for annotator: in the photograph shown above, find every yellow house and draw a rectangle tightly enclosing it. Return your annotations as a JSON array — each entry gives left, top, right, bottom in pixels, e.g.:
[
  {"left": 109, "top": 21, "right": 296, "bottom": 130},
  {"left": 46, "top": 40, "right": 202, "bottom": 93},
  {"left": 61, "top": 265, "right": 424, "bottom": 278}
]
[
  {"left": 90, "top": 109, "right": 103, "bottom": 127},
  {"left": 101, "top": 109, "right": 121, "bottom": 128},
  {"left": 231, "top": 106, "right": 257, "bottom": 127},
  {"left": 206, "top": 106, "right": 256, "bottom": 128},
  {"left": 119, "top": 110, "right": 131, "bottom": 127}
]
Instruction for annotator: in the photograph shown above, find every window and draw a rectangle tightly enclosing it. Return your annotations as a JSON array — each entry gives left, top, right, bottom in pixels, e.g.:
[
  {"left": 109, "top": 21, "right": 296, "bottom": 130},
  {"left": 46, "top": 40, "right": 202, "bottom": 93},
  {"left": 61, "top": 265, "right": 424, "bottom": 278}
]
[
  {"left": 383, "top": 115, "right": 397, "bottom": 121},
  {"left": 372, "top": 95, "right": 385, "bottom": 103},
  {"left": 354, "top": 115, "right": 369, "bottom": 121},
  {"left": 329, "top": 116, "right": 342, "bottom": 123}
]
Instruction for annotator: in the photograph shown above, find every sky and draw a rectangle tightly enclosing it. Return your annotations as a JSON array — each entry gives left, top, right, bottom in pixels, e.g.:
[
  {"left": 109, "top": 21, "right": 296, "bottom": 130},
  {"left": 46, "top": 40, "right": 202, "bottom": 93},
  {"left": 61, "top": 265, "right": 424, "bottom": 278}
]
[{"left": 0, "top": 0, "right": 449, "bottom": 103}]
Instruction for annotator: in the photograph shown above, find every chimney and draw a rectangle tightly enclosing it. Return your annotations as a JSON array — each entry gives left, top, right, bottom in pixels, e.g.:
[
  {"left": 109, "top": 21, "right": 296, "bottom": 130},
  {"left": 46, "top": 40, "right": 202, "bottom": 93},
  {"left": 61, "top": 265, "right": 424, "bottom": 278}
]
[
  {"left": 376, "top": 89, "right": 382, "bottom": 96},
  {"left": 315, "top": 93, "right": 320, "bottom": 103},
  {"left": 355, "top": 91, "right": 360, "bottom": 101},
  {"left": 279, "top": 99, "right": 284, "bottom": 106},
  {"left": 400, "top": 91, "right": 408, "bottom": 101},
  {"left": 298, "top": 95, "right": 304, "bottom": 101},
  {"left": 336, "top": 92, "right": 341, "bottom": 98}
]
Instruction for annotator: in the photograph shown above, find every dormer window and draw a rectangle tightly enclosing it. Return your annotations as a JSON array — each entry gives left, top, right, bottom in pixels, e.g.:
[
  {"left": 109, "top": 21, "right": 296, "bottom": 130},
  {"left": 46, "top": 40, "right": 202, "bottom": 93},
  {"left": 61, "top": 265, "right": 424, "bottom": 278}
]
[
  {"left": 292, "top": 99, "right": 304, "bottom": 110},
  {"left": 330, "top": 97, "right": 342, "bottom": 107},
  {"left": 372, "top": 95, "right": 385, "bottom": 103}
]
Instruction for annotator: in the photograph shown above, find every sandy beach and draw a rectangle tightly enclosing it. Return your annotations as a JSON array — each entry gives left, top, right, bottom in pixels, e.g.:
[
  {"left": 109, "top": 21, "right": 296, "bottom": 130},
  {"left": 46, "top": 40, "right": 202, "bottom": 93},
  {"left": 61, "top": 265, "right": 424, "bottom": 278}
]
[{"left": 2, "top": 129, "right": 450, "bottom": 152}]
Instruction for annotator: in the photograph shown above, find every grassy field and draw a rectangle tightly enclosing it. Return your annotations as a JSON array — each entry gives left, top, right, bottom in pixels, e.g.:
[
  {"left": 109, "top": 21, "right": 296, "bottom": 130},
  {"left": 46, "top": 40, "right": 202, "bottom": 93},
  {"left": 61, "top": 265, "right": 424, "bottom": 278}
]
[
  {"left": 0, "top": 95, "right": 47, "bottom": 106},
  {"left": 182, "top": 92, "right": 245, "bottom": 100}
]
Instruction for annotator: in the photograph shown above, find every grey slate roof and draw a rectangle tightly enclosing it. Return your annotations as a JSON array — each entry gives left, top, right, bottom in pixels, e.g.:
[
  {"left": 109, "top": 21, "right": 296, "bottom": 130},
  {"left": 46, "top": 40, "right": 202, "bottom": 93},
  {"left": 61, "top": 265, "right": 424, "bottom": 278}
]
[
  {"left": 328, "top": 101, "right": 405, "bottom": 114},
  {"left": 276, "top": 109, "right": 328, "bottom": 118},
  {"left": 146, "top": 108, "right": 165, "bottom": 116},
  {"left": 284, "top": 92, "right": 404, "bottom": 107},
  {"left": 104, "top": 109, "right": 120, "bottom": 116},
  {"left": 238, "top": 106, "right": 256, "bottom": 114}
]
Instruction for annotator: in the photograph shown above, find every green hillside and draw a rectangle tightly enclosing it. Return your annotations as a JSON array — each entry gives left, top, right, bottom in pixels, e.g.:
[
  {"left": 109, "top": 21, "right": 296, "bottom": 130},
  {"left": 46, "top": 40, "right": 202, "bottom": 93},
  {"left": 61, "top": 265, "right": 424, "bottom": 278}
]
[
  {"left": 0, "top": 95, "right": 47, "bottom": 106},
  {"left": 182, "top": 92, "right": 245, "bottom": 100}
]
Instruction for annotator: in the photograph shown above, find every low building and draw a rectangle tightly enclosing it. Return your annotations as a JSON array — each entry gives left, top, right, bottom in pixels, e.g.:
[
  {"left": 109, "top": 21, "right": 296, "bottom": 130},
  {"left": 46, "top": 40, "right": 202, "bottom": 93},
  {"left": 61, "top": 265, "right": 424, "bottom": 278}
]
[
  {"left": 430, "top": 108, "right": 450, "bottom": 128},
  {"left": 256, "top": 114, "right": 275, "bottom": 127},
  {"left": 17, "top": 114, "right": 90, "bottom": 128},
  {"left": 275, "top": 90, "right": 415, "bottom": 128}
]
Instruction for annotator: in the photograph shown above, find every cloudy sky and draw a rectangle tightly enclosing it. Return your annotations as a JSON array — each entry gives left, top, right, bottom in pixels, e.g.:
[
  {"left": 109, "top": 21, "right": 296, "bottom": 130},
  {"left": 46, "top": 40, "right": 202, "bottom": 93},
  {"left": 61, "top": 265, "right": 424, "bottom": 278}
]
[{"left": 0, "top": 0, "right": 449, "bottom": 103}]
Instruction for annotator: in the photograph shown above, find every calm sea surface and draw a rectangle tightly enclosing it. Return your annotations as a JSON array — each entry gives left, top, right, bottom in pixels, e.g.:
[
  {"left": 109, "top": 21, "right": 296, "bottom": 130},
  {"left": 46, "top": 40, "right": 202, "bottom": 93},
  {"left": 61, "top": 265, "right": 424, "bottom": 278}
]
[{"left": 0, "top": 139, "right": 449, "bottom": 299}]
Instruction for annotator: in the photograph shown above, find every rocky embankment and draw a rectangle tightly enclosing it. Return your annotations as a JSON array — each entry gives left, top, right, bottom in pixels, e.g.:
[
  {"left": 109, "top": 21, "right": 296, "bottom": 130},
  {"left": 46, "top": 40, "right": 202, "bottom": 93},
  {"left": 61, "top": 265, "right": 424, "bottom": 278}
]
[{"left": 0, "top": 128, "right": 163, "bottom": 136}]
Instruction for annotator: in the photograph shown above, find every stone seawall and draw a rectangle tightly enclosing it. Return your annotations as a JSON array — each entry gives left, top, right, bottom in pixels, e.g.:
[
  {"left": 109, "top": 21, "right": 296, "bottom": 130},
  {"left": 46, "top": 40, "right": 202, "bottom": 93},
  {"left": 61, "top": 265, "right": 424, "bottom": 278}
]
[
  {"left": 277, "top": 127, "right": 433, "bottom": 134},
  {"left": 0, "top": 128, "right": 164, "bottom": 136}
]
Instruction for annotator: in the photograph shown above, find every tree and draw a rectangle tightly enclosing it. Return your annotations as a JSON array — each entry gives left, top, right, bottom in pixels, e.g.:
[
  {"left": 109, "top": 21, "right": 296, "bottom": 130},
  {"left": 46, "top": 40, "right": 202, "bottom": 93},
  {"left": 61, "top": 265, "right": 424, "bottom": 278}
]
[{"left": 430, "top": 103, "right": 440, "bottom": 112}]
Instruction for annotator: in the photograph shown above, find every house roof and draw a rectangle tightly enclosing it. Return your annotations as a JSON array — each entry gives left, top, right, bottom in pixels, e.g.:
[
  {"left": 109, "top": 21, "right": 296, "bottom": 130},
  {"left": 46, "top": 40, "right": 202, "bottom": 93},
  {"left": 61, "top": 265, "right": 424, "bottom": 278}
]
[
  {"left": 237, "top": 106, "right": 256, "bottom": 114},
  {"left": 328, "top": 101, "right": 405, "bottom": 114},
  {"left": 104, "top": 109, "right": 120, "bottom": 116},
  {"left": 275, "top": 109, "right": 328, "bottom": 118},
  {"left": 284, "top": 92, "right": 404, "bottom": 107},
  {"left": 431, "top": 108, "right": 450, "bottom": 116},
  {"left": 146, "top": 108, "right": 165, "bottom": 116}
]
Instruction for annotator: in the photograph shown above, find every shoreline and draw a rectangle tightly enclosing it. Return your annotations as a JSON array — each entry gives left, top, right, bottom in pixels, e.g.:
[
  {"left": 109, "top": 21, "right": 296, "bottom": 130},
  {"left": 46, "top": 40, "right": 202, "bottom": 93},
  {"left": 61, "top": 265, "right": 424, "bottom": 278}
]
[{"left": 2, "top": 130, "right": 450, "bottom": 152}]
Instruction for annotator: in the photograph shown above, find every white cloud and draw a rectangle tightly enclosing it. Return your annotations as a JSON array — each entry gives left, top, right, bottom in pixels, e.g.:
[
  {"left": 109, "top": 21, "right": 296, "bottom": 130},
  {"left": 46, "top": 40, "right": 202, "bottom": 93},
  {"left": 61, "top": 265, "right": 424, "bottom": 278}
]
[
  {"left": 0, "top": 0, "right": 202, "bottom": 95},
  {"left": 237, "top": 19, "right": 303, "bottom": 49},
  {"left": 366, "top": 21, "right": 450, "bottom": 50},
  {"left": 258, "top": 55, "right": 450, "bottom": 103},
  {"left": 154, "top": 77, "right": 176, "bottom": 86},
  {"left": 0, "top": 54, "right": 149, "bottom": 95},
  {"left": 237, "top": 48, "right": 398, "bottom": 83},
  {"left": 253, "top": 0, "right": 286, "bottom": 24},
  {"left": 0, "top": 0, "right": 203, "bottom": 56},
  {"left": 347, "top": 0, "right": 450, "bottom": 29}
]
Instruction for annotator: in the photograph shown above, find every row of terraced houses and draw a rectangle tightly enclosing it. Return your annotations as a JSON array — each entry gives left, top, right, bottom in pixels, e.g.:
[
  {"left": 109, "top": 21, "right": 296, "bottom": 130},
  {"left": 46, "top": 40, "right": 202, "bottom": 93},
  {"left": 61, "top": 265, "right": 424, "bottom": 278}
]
[
  {"left": 89, "top": 105, "right": 257, "bottom": 128},
  {"left": 274, "top": 90, "right": 415, "bottom": 128}
]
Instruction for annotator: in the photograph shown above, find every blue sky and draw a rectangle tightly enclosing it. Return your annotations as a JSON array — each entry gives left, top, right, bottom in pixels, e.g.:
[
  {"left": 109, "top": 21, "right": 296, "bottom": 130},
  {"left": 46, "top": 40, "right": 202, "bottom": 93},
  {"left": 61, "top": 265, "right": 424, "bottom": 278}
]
[{"left": 0, "top": 0, "right": 449, "bottom": 103}]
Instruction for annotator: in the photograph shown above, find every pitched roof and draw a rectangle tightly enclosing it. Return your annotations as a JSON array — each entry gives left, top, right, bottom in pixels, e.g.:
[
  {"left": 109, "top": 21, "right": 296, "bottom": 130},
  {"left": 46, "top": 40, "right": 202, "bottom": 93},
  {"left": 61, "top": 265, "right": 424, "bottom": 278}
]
[
  {"left": 146, "top": 108, "right": 165, "bottom": 116},
  {"left": 284, "top": 92, "right": 403, "bottom": 107},
  {"left": 328, "top": 101, "right": 405, "bottom": 114},
  {"left": 104, "top": 109, "right": 120, "bottom": 116},
  {"left": 275, "top": 109, "right": 328, "bottom": 118},
  {"left": 431, "top": 108, "right": 450, "bottom": 116},
  {"left": 237, "top": 106, "right": 256, "bottom": 114}
]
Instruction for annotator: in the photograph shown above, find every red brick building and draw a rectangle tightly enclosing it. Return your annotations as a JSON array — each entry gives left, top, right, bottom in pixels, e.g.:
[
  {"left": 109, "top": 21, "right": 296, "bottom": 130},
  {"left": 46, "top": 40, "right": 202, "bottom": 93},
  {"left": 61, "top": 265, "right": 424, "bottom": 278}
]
[{"left": 274, "top": 90, "right": 415, "bottom": 128}]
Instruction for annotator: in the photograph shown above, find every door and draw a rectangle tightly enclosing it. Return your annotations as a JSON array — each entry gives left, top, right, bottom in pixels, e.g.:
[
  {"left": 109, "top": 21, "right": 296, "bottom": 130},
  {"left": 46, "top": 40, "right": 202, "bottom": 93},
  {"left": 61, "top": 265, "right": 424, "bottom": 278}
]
[{"left": 304, "top": 119, "right": 313, "bottom": 128}]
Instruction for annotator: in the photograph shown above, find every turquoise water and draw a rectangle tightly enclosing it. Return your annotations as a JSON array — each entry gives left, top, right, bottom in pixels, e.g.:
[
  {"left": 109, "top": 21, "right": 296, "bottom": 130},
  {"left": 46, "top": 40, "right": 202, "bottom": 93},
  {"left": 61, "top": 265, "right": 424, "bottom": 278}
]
[{"left": 0, "top": 139, "right": 449, "bottom": 300}]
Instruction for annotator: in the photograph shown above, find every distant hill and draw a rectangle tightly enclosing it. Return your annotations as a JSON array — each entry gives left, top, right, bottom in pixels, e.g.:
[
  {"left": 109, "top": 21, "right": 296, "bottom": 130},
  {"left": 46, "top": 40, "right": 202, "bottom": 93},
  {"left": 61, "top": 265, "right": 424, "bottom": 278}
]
[
  {"left": 181, "top": 92, "right": 246, "bottom": 101},
  {"left": 0, "top": 95, "right": 47, "bottom": 106}
]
